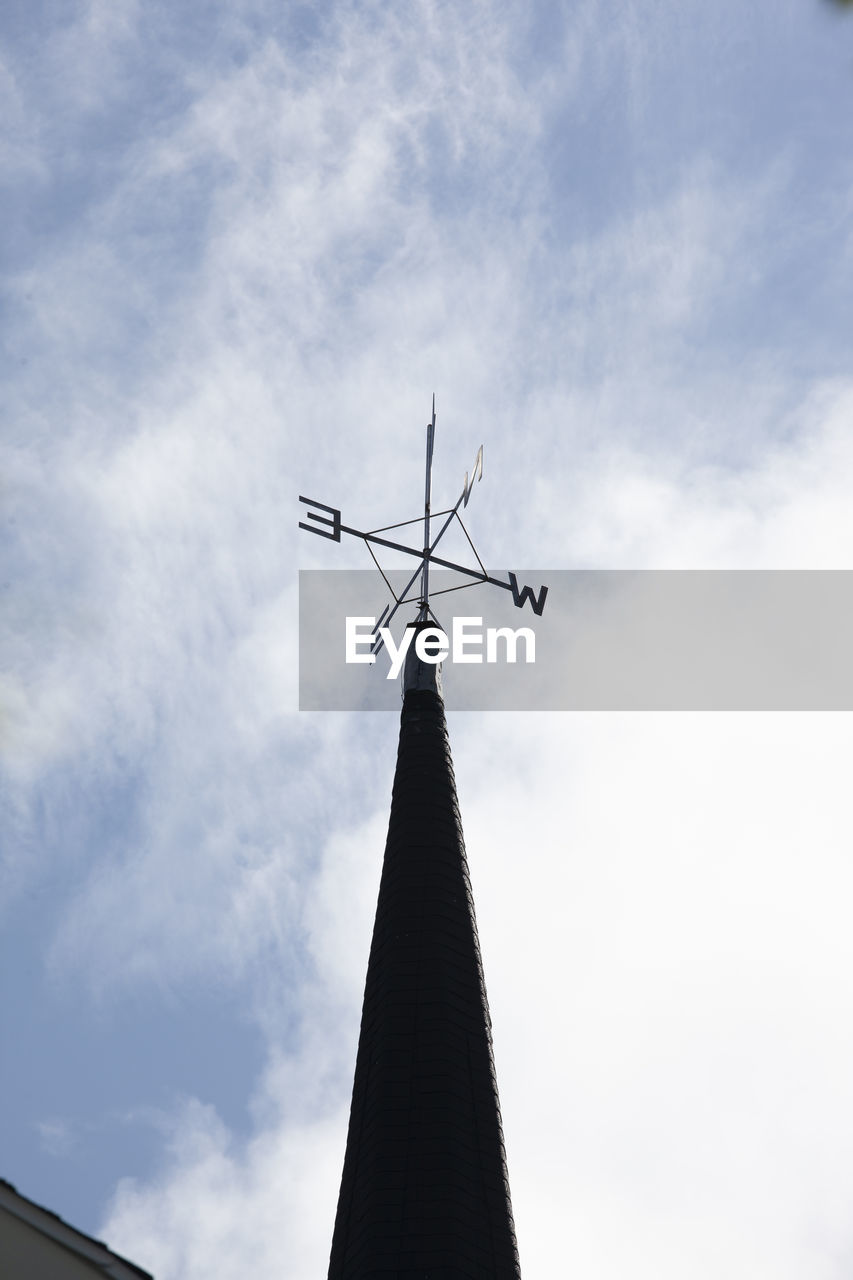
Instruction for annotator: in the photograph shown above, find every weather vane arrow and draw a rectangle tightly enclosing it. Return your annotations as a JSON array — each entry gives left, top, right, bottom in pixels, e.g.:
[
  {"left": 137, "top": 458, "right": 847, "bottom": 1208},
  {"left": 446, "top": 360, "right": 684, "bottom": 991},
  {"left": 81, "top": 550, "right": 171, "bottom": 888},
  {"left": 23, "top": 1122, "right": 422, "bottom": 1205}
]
[{"left": 299, "top": 396, "right": 548, "bottom": 653}]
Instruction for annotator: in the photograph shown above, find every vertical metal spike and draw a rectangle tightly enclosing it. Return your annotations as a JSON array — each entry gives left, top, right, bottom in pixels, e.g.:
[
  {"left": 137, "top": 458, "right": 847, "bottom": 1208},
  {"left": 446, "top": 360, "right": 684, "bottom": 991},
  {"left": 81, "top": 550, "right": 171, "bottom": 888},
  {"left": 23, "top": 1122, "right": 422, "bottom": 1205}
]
[{"left": 421, "top": 395, "right": 436, "bottom": 620}]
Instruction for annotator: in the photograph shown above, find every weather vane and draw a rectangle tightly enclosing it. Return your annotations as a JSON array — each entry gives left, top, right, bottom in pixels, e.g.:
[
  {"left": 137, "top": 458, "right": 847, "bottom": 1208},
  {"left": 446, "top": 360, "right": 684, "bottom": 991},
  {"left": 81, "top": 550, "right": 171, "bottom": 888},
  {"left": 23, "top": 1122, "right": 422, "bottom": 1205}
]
[{"left": 299, "top": 396, "right": 547, "bottom": 656}]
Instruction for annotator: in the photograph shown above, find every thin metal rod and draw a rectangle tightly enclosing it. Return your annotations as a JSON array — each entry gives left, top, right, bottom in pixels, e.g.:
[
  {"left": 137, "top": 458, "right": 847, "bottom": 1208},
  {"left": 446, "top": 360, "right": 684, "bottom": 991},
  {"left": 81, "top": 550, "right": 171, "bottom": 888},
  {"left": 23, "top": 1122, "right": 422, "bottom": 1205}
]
[
  {"left": 338, "top": 521, "right": 509, "bottom": 591},
  {"left": 376, "top": 559, "right": 427, "bottom": 630},
  {"left": 427, "top": 488, "right": 466, "bottom": 555},
  {"left": 367, "top": 509, "right": 453, "bottom": 536},
  {"left": 365, "top": 540, "right": 399, "bottom": 603},
  {"left": 428, "top": 579, "right": 488, "bottom": 599},
  {"left": 455, "top": 512, "right": 488, "bottom": 577},
  {"left": 421, "top": 395, "right": 436, "bottom": 619}
]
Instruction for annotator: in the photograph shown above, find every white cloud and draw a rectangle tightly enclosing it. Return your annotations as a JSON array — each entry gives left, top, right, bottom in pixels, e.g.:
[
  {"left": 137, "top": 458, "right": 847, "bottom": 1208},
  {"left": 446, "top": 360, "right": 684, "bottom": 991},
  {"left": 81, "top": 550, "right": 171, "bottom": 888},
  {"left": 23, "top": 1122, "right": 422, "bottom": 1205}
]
[
  {"left": 103, "top": 1095, "right": 346, "bottom": 1280},
  {"left": 451, "top": 704, "right": 853, "bottom": 1278},
  {"left": 548, "top": 380, "right": 853, "bottom": 569}
]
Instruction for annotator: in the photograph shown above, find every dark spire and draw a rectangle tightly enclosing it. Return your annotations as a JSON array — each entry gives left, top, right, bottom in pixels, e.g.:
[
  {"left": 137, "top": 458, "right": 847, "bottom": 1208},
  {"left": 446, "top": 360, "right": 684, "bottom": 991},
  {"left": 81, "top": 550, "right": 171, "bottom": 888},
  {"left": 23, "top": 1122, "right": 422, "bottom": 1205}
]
[{"left": 328, "top": 640, "right": 521, "bottom": 1278}]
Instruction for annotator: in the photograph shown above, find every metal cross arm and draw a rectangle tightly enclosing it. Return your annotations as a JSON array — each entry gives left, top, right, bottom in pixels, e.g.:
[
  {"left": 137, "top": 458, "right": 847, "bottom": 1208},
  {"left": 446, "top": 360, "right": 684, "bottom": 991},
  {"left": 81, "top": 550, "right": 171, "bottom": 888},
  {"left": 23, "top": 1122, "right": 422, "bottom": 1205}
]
[{"left": 298, "top": 495, "right": 548, "bottom": 616}]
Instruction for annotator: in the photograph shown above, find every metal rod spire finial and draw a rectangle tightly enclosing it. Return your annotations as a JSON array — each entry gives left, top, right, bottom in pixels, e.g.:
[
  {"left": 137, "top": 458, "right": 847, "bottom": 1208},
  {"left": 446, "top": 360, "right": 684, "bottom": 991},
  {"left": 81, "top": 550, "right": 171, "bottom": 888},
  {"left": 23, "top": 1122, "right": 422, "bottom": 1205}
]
[{"left": 421, "top": 395, "right": 436, "bottom": 620}]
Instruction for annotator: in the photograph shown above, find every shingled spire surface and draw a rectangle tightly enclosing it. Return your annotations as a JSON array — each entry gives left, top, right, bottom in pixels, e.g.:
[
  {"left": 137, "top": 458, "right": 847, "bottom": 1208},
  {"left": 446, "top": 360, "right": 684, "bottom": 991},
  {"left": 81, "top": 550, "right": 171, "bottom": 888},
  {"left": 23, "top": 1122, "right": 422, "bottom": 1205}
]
[{"left": 328, "top": 661, "right": 521, "bottom": 1278}]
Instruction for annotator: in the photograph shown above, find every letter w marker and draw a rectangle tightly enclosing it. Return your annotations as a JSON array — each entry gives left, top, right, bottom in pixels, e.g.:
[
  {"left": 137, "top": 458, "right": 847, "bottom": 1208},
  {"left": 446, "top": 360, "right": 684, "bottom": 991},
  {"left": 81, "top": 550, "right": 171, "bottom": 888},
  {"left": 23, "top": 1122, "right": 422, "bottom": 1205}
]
[{"left": 508, "top": 572, "right": 548, "bottom": 616}]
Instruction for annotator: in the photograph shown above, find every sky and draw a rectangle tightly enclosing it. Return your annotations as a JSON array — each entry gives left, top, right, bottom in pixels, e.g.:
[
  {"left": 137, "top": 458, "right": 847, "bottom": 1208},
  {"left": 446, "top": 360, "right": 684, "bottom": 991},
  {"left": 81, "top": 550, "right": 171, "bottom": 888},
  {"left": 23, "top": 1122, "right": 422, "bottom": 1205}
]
[{"left": 2, "top": 1, "right": 853, "bottom": 1276}]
